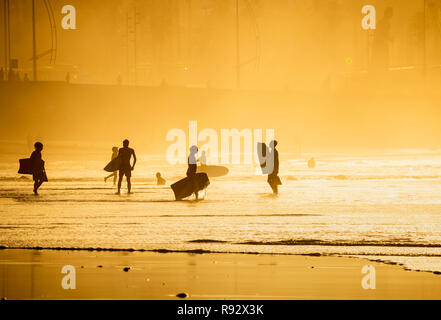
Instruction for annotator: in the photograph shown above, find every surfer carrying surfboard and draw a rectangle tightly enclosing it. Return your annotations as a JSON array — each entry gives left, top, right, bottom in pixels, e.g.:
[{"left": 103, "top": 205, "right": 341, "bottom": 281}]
[
  {"left": 30, "top": 142, "right": 48, "bottom": 195},
  {"left": 267, "top": 140, "right": 282, "bottom": 194},
  {"left": 104, "top": 147, "right": 119, "bottom": 185},
  {"left": 170, "top": 146, "right": 210, "bottom": 201},
  {"left": 116, "top": 139, "right": 137, "bottom": 195}
]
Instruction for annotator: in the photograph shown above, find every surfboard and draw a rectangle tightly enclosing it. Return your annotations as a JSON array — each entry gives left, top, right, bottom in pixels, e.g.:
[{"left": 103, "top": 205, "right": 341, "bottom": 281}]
[
  {"left": 104, "top": 157, "right": 120, "bottom": 172},
  {"left": 18, "top": 158, "right": 48, "bottom": 181},
  {"left": 197, "top": 165, "right": 229, "bottom": 178},
  {"left": 257, "top": 142, "right": 271, "bottom": 175},
  {"left": 18, "top": 158, "right": 32, "bottom": 175},
  {"left": 171, "top": 173, "right": 210, "bottom": 200}
]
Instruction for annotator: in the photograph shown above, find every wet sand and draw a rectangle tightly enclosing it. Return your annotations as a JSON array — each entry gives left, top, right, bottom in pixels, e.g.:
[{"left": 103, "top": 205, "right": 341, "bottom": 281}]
[{"left": 0, "top": 249, "right": 440, "bottom": 300}]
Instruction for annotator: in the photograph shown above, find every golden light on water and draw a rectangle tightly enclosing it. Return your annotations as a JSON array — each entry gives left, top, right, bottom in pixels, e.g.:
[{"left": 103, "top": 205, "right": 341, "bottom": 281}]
[{"left": 1, "top": 0, "right": 441, "bottom": 303}]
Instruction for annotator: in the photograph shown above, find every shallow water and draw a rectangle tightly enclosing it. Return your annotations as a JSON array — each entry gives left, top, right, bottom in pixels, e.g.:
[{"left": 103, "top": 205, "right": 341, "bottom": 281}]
[{"left": 1, "top": 148, "right": 441, "bottom": 273}]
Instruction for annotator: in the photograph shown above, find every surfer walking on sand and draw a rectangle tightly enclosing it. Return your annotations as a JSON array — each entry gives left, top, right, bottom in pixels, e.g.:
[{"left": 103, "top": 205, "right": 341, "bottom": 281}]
[
  {"left": 116, "top": 139, "right": 136, "bottom": 195},
  {"left": 30, "top": 142, "right": 48, "bottom": 195},
  {"left": 104, "top": 147, "right": 119, "bottom": 185},
  {"left": 187, "top": 145, "right": 200, "bottom": 200},
  {"left": 267, "top": 140, "right": 282, "bottom": 194}
]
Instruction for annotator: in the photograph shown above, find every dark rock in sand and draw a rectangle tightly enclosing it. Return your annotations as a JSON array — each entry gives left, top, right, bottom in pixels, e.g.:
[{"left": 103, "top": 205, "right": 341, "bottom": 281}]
[
  {"left": 123, "top": 267, "right": 130, "bottom": 272},
  {"left": 433, "top": 271, "right": 441, "bottom": 275},
  {"left": 176, "top": 293, "right": 188, "bottom": 299},
  {"left": 97, "top": 265, "right": 103, "bottom": 268}
]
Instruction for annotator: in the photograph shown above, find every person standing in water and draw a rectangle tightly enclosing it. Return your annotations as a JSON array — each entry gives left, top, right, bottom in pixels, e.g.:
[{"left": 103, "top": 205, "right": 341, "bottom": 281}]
[
  {"left": 116, "top": 139, "right": 136, "bottom": 195},
  {"left": 267, "top": 140, "right": 281, "bottom": 194},
  {"left": 30, "top": 142, "right": 48, "bottom": 195},
  {"left": 105, "top": 147, "right": 119, "bottom": 185},
  {"left": 187, "top": 145, "right": 199, "bottom": 200}
]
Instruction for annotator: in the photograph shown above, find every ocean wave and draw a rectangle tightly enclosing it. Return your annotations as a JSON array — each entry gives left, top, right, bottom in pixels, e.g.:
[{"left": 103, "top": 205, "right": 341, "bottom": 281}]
[
  {"left": 185, "top": 238, "right": 441, "bottom": 248},
  {"left": 285, "top": 175, "right": 441, "bottom": 181},
  {"left": 2, "top": 244, "right": 441, "bottom": 259},
  {"left": 0, "top": 176, "right": 160, "bottom": 183},
  {"left": 236, "top": 239, "right": 441, "bottom": 248},
  {"left": 159, "top": 213, "right": 320, "bottom": 218}
]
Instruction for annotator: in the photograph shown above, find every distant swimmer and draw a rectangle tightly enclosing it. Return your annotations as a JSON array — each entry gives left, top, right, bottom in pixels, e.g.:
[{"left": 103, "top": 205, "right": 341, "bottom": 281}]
[
  {"left": 308, "top": 157, "right": 316, "bottom": 169},
  {"left": 30, "top": 142, "right": 48, "bottom": 195},
  {"left": 156, "top": 172, "right": 166, "bottom": 185},
  {"left": 116, "top": 139, "right": 136, "bottom": 195},
  {"left": 104, "top": 147, "right": 119, "bottom": 185},
  {"left": 267, "top": 140, "right": 282, "bottom": 194}
]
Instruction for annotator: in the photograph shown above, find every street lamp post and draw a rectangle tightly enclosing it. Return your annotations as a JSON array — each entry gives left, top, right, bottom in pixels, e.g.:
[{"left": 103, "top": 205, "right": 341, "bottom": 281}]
[
  {"left": 236, "top": 0, "right": 240, "bottom": 89},
  {"left": 423, "top": 0, "right": 426, "bottom": 79},
  {"left": 4, "top": 0, "right": 10, "bottom": 75},
  {"left": 32, "top": 0, "right": 38, "bottom": 81}
]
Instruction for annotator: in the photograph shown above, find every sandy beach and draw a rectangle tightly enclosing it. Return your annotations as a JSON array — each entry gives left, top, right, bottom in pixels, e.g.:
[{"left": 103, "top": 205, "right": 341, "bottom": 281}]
[{"left": 1, "top": 249, "right": 440, "bottom": 300}]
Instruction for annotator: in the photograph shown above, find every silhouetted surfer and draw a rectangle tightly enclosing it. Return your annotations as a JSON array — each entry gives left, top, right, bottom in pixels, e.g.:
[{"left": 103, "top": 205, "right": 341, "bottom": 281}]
[
  {"left": 30, "top": 142, "right": 48, "bottom": 195},
  {"left": 116, "top": 139, "right": 136, "bottom": 195},
  {"left": 171, "top": 146, "right": 210, "bottom": 201},
  {"left": 268, "top": 140, "right": 281, "bottom": 194},
  {"left": 187, "top": 145, "right": 199, "bottom": 200},
  {"left": 156, "top": 172, "right": 166, "bottom": 185},
  {"left": 105, "top": 147, "right": 119, "bottom": 185}
]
